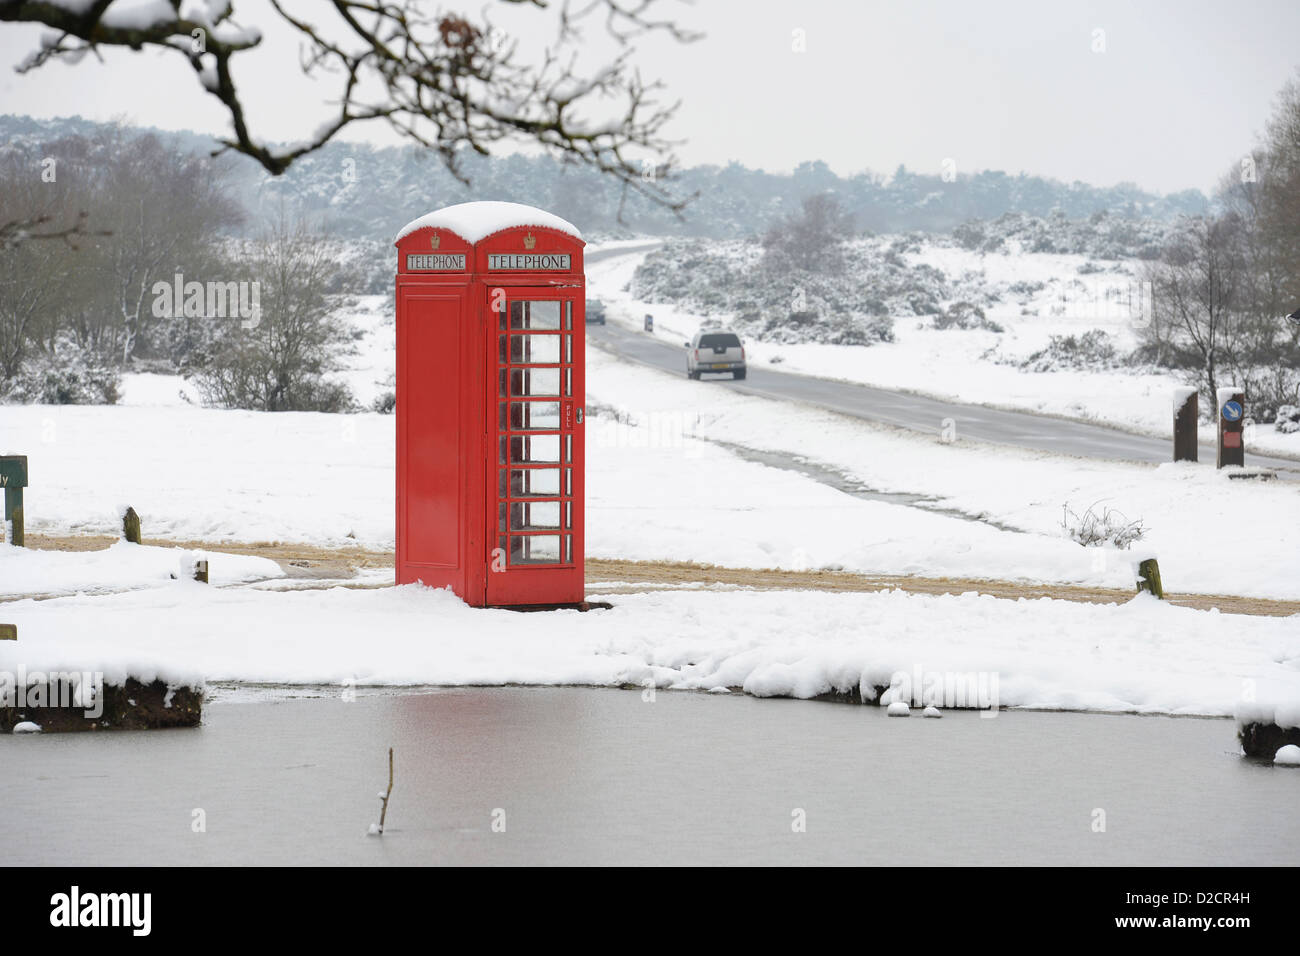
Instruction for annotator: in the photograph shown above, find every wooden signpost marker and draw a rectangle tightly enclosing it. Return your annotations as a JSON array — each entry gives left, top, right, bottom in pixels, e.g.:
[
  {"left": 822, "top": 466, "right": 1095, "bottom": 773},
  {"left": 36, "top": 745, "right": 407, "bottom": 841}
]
[
  {"left": 1172, "top": 388, "right": 1198, "bottom": 463},
  {"left": 122, "top": 507, "right": 142, "bottom": 544},
  {"left": 1136, "top": 558, "right": 1164, "bottom": 599},
  {"left": 1216, "top": 388, "right": 1245, "bottom": 469},
  {"left": 0, "top": 456, "right": 28, "bottom": 547}
]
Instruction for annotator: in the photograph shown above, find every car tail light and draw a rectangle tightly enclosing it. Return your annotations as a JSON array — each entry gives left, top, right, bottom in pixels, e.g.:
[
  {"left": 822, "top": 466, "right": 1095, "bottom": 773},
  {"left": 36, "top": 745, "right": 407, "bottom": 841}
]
[
  {"left": 694, "top": 349, "right": 700, "bottom": 359},
  {"left": 740, "top": 347, "right": 745, "bottom": 360}
]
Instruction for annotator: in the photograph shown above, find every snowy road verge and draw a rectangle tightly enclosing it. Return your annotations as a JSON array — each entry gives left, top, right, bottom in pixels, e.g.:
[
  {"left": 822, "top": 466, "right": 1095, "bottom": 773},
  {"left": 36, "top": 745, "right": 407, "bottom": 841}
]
[
  {"left": 0, "top": 583, "right": 1295, "bottom": 722},
  {"left": 586, "top": 242, "right": 1300, "bottom": 459},
  {"left": 583, "top": 345, "right": 1300, "bottom": 601}
]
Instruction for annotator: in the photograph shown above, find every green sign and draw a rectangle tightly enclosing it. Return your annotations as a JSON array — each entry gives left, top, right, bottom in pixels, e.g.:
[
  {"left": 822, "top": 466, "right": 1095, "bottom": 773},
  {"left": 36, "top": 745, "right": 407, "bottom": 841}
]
[{"left": 0, "top": 456, "right": 28, "bottom": 489}]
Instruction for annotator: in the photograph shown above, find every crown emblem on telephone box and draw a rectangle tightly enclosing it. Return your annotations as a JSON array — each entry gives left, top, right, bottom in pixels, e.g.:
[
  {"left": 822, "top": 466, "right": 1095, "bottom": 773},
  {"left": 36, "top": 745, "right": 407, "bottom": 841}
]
[
  {"left": 430, "top": 233, "right": 440, "bottom": 249},
  {"left": 523, "top": 232, "right": 536, "bottom": 250}
]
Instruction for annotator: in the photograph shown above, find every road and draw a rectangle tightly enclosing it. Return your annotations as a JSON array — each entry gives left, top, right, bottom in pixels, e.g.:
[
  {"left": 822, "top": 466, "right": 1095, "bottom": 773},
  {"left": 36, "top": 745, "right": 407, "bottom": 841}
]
[
  {"left": 583, "top": 244, "right": 1299, "bottom": 476},
  {"left": 591, "top": 320, "right": 1300, "bottom": 474}
]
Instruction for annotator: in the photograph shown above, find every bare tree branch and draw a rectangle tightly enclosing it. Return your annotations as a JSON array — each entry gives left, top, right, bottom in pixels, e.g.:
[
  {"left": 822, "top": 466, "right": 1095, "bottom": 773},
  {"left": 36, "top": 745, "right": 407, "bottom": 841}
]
[
  {"left": 1, "top": 0, "right": 699, "bottom": 214},
  {"left": 0, "top": 210, "right": 110, "bottom": 251}
]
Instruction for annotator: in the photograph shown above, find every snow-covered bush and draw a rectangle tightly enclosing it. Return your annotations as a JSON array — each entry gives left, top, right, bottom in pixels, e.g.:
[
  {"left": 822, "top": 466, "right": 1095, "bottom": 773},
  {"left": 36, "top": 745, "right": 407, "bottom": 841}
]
[
  {"left": 1235, "top": 368, "right": 1300, "bottom": 425},
  {"left": 3, "top": 341, "right": 121, "bottom": 405},
  {"left": 933, "top": 301, "right": 1003, "bottom": 333},
  {"left": 371, "top": 390, "right": 396, "bottom": 414},
  {"left": 1019, "top": 329, "right": 1126, "bottom": 373},
  {"left": 1061, "top": 502, "right": 1146, "bottom": 549},
  {"left": 952, "top": 222, "right": 985, "bottom": 250},
  {"left": 950, "top": 211, "right": 1177, "bottom": 260},
  {"left": 632, "top": 238, "right": 923, "bottom": 346},
  {"left": 1275, "top": 404, "right": 1300, "bottom": 434},
  {"left": 1008, "top": 280, "right": 1045, "bottom": 299}
]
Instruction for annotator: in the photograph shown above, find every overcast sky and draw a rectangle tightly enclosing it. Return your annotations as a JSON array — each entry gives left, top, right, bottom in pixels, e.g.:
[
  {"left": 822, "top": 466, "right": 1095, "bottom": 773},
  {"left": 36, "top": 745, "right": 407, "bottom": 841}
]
[{"left": 2, "top": 0, "right": 1298, "bottom": 194}]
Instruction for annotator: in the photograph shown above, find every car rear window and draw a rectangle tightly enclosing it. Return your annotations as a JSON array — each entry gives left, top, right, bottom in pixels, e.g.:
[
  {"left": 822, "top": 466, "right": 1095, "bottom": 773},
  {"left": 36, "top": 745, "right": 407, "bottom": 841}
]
[{"left": 699, "top": 333, "right": 740, "bottom": 349}]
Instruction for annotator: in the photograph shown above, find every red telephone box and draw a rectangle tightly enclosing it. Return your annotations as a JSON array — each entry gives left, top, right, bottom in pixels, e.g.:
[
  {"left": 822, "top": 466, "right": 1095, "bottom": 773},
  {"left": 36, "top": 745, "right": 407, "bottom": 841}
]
[{"left": 394, "top": 202, "right": 586, "bottom": 607}]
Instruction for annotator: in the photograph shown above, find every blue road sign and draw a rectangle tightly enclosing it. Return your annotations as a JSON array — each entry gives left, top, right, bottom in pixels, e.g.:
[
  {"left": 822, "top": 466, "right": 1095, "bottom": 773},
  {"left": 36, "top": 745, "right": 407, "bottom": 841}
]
[{"left": 1222, "top": 400, "right": 1243, "bottom": 422}]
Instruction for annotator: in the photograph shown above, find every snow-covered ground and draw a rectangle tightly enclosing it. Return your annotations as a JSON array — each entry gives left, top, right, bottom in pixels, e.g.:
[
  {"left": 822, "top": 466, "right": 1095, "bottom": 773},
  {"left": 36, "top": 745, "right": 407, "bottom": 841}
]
[
  {"left": 595, "top": 242, "right": 1300, "bottom": 458},
  {"left": 7, "top": 352, "right": 1300, "bottom": 600},
  {"left": 4, "top": 263, "right": 1299, "bottom": 600},
  {"left": 1, "top": 580, "right": 1297, "bottom": 724},
  {"left": 1, "top": 242, "right": 1297, "bottom": 725},
  {"left": 0, "top": 541, "right": 281, "bottom": 599},
  {"left": 584, "top": 347, "right": 1300, "bottom": 600}
]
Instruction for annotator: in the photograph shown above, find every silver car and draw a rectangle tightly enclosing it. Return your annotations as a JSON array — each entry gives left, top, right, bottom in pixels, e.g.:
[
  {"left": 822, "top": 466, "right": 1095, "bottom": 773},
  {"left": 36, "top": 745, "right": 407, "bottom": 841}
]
[{"left": 685, "top": 329, "right": 746, "bottom": 380}]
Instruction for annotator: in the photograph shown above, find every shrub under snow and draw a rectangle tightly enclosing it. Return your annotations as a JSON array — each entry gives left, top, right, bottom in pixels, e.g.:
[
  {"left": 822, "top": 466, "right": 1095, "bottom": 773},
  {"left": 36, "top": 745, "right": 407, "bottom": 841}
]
[
  {"left": 1018, "top": 329, "right": 1128, "bottom": 373},
  {"left": 1061, "top": 501, "right": 1147, "bottom": 550},
  {"left": 630, "top": 237, "right": 955, "bottom": 347},
  {"left": 3, "top": 341, "right": 121, "bottom": 405},
  {"left": 1276, "top": 405, "right": 1300, "bottom": 434}
]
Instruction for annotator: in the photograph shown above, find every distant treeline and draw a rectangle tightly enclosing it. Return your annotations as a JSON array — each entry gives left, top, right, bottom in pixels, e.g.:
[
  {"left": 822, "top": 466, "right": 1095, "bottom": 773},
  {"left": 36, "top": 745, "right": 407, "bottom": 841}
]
[{"left": 0, "top": 114, "right": 1208, "bottom": 243}]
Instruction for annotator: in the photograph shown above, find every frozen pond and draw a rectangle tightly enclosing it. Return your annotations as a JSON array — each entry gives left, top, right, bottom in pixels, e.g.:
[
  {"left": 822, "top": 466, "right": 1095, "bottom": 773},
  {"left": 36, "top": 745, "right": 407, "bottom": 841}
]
[{"left": 2, "top": 686, "right": 1296, "bottom": 865}]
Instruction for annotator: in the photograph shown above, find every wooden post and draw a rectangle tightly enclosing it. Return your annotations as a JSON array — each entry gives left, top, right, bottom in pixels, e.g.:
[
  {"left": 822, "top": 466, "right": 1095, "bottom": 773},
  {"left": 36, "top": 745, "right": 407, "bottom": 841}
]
[
  {"left": 0, "top": 624, "right": 16, "bottom": 641},
  {"left": 1, "top": 455, "right": 28, "bottom": 547},
  {"left": 1136, "top": 558, "right": 1164, "bottom": 599},
  {"left": 122, "top": 507, "right": 141, "bottom": 544},
  {"left": 3, "top": 488, "right": 23, "bottom": 548},
  {"left": 1172, "top": 387, "right": 1198, "bottom": 462},
  {"left": 193, "top": 559, "right": 209, "bottom": 584},
  {"left": 1217, "top": 387, "right": 1245, "bottom": 469}
]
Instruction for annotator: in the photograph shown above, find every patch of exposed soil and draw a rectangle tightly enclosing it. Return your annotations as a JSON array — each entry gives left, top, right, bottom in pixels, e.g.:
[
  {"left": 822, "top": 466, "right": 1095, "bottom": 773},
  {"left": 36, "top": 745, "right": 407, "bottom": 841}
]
[{"left": 1, "top": 678, "right": 201, "bottom": 733}]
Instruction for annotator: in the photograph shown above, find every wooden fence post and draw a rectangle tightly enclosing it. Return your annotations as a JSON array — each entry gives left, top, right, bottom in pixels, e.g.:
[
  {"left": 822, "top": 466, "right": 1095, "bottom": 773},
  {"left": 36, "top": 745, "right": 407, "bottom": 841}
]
[
  {"left": 122, "top": 507, "right": 141, "bottom": 544},
  {"left": 1136, "top": 558, "right": 1164, "bottom": 599},
  {"left": 1173, "top": 388, "right": 1198, "bottom": 462}
]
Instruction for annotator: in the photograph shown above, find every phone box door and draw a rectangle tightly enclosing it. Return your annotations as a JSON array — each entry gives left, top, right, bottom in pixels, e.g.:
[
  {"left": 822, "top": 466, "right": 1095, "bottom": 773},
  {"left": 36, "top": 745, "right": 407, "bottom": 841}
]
[{"left": 485, "top": 291, "right": 584, "bottom": 605}]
